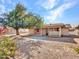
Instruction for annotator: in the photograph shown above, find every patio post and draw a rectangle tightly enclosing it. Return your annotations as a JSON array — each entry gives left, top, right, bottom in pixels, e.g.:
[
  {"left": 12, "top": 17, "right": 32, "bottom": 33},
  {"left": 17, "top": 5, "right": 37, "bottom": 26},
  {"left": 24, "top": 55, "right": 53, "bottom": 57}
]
[{"left": 59, "top": 27, "right": 62, "bottom": 37}]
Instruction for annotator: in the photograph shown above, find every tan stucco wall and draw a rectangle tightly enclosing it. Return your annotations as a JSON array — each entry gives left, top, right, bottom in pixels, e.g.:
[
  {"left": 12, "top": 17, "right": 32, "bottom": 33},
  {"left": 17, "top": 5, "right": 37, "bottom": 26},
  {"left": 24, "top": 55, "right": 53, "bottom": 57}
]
[
  {"left": 28, "top": 29, "right": 35, "bottom": 35},
  {"left": 29, "top": 28, "right": 71, "bottom": 36},
  {"left": 48, "top": 29, "right": 59, "bottom": 36},
  {"left": 41, "top": 28, "right": 69, "bottom": 37},
  {"left": 75, "top": 29, "right": 79, "bottom": 36},
  {"left": 5, "top": 27, "right": 69, "bottom": 36},
  {"left": 42, "top": 29, "right": 46, "bottom": 35},
  {"left": 5, "top": 27, "right": 16, "bottom": 34},
  {"left": 61, "top": 28, "right": 69, "bottom": 36},
  {"left": 5, "top": 27, "right": 34, "bottom": 35}
]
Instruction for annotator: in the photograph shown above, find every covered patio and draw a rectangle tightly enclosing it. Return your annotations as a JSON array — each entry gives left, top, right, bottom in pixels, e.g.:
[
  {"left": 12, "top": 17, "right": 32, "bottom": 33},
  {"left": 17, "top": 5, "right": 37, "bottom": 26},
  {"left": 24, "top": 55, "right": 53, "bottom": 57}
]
[{"left": 41, "top": 23, "right": 70, "bottom": 37}]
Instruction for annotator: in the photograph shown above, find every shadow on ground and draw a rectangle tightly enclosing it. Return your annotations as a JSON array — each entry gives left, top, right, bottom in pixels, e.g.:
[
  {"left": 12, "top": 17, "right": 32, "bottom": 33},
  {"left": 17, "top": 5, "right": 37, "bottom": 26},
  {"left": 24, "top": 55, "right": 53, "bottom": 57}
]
[{"left": 22, "top": 34, "right": 79, "bottom": 43}]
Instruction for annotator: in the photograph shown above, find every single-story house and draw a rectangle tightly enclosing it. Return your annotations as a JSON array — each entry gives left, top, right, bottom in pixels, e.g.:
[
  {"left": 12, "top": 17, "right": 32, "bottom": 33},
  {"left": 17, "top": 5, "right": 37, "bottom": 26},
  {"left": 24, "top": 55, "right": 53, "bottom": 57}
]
[
  {"left": 2, "top": 23, "right": 71, "bottom": 37},
  {"left": 34, "top": 23, "right": 71, "bottom": 37},
  {"left": 75, "top": 25, "right": 79, "bottom": 36},
  {"left": 69, "top": 25, "right": 79, "bottom": 36}
]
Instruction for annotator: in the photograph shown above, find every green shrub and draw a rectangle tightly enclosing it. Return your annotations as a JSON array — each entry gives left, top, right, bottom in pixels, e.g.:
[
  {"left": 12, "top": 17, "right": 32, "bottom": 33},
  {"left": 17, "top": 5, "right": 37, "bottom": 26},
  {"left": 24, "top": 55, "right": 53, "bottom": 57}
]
[
  {"left": 74, "top": 48, "right": 79, "bottom": 54},
  {"left": 0, "top": 37, "right": 16, "bottom": 59}
]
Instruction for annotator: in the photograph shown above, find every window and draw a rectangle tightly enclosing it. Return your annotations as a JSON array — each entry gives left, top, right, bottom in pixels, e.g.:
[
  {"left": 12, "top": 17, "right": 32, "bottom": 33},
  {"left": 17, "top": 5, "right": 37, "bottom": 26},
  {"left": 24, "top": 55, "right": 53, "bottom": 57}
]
[
  {"left": 52, "top": 28, "right": 59, "bottom": 31},
  {"left": 57, "top": 28, "right": 59, "bottom": 31},
  {"left": 36, "top": 29, "right": 39, "bottom": 32}
]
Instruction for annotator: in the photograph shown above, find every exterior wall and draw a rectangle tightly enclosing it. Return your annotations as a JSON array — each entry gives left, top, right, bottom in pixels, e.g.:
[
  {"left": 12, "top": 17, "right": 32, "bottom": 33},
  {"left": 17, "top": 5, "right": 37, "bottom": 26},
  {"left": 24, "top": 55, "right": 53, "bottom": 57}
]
[
  {"left": 42, "top": 29, "right": 46, "bottom": 35},
  {"left": 40, "top": 28, "right": 60, "bottom": 37},
  {"left": 40, "top": 29, "right": 43, "bottom": 35},
  {"left": 75, "top": 29, "right": 79, "bottom": 36},
  {"left": 34, "top": 29, "right": 43, "bottom": 35},
  {"left": 4, "top": 27, "right": 69, "bottom": 37},
  {"left": 41, "top": 28, "right": 69, "bottom": 37},
  {"left": 61, "top": 28, "right": 69, "bottom": 36},
  {"left": 5, "top": 27, "right": 16, "bottom": 35},
  {"left": 69, "top": 29, "right": 79, "bottom": 36},
  {"left": 69, "top": 30, "right": 76, "bottom": 35},
  {"left": 5, "top": 27, "right": 34, "bottom": 35},
  {"left": 48, "top": 29, "right": 59, "bottom": 37},
  {"left": 36, "top": 28, "right": 60, "bottom": 37},
  {"left": 29, "top": 29, "right": 35, "bottom": 35},
  {"left": 19, "top": 29, "right": 31, "bottom": 35}
]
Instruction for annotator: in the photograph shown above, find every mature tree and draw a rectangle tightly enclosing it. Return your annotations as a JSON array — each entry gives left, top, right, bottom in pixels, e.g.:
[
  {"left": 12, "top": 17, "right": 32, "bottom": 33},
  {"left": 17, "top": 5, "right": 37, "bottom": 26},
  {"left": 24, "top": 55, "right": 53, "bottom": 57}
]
[
  {"left": 25, "top": 13, "right": 44, "bottom": 29},
  {"left": 4, "top": 3, "right": 27, "bottom": 35},
  {"left": 4, "top": 3, "right": 43, "bottom": 35},
  {"left": 0, "top": 15, "right": 7, "bottom": 27}
]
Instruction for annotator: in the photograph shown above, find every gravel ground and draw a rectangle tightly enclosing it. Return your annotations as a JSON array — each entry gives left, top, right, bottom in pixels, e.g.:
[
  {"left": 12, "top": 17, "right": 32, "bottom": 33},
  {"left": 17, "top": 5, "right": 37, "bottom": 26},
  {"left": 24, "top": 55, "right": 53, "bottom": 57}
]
[{"left": 14, "top": 36, "right": 79, "bottom": 59}]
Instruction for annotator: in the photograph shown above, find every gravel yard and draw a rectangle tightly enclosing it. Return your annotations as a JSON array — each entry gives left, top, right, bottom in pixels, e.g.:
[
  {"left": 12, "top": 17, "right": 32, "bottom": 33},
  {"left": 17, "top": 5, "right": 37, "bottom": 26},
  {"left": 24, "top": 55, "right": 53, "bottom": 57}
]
[{"left": 14, "top": 36, "right": 79, "bottom": 59}]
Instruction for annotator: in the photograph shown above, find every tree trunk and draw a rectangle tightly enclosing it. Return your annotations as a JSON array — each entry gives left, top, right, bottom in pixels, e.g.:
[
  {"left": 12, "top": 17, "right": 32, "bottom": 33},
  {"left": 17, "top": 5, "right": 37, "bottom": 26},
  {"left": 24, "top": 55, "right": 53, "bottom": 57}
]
[{"left": 15, "top": 28, "right": 19, "bottom": 35}]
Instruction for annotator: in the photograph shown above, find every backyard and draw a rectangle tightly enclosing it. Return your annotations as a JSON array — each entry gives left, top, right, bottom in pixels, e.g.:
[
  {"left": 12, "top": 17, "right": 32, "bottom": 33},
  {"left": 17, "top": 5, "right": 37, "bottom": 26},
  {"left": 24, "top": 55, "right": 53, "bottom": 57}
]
[
  {"left": 0, "top": 1, "right": 79, "bottom": 59},
  {"left": 12, "top": 35, "right": 79, "bottom": 59}
]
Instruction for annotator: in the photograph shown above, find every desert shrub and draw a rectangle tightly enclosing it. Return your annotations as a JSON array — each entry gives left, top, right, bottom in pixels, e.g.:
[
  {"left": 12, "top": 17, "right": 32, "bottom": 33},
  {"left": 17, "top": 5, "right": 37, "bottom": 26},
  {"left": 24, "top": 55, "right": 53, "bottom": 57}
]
[
  {"left": 74, "top": 48, "right": 79, "bottom": 54},
  {"left": 0, "top": 37, "right": 16, "bottom": 59}
]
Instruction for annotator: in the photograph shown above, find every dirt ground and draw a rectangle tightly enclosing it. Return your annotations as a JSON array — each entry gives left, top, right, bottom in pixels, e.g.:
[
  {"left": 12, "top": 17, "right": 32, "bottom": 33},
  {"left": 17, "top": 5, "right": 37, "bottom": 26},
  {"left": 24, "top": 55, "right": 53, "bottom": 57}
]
[{"left": 14, "top": 36, "right": 79, "bottom": 59}]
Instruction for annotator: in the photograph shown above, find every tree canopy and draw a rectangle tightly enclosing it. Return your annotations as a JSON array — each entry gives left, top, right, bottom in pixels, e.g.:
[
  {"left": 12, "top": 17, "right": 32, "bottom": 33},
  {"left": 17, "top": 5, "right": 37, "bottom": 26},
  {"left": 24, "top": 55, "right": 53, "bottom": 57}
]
[{"left": 3, "top": 3, "right": 43, "bottom": 35}]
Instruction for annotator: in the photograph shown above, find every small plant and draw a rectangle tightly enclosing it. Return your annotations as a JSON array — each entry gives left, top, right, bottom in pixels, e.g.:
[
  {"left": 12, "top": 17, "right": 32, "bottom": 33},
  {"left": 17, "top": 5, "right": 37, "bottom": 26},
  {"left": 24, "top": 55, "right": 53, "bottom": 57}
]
[
  {"left": 0, "top": 37, "right": 16, "bottom": 59},
  {"left": 74, "top": 48, "right": 79, "bottom": 54}
]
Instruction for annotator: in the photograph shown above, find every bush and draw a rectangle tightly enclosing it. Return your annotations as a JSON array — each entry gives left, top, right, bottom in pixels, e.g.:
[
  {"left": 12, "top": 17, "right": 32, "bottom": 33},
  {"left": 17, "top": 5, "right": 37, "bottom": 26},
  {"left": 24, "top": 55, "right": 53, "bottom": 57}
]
[
  {"left": 74, "top": 48, "right": 79, "bottom": 54},
  {"left": 0, "top": 37, "right": 16, "bottom": 59}
]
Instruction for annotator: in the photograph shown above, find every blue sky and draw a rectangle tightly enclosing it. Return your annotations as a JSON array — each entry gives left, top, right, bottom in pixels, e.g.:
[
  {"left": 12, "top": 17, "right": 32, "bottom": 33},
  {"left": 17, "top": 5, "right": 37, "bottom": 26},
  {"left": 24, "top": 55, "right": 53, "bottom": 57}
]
[{"left": 0, "top": 0, "right": 79, "bottom": 25}]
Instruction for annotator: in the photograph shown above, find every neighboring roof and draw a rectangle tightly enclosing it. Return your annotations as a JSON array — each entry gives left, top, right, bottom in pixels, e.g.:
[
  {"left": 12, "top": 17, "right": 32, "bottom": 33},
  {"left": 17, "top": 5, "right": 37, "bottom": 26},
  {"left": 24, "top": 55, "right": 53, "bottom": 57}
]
[
  {"left": 65, "top": 24, "right": 71, "bottom": 28},
  {"left": 75, "top": 25, "right": 79, "bottom": 29},
  {"left": 69, "top": 28, "right": 75, "bottom": 31},
  {"left": 42, "top": 23, "right": 70, "bottom": 29}
]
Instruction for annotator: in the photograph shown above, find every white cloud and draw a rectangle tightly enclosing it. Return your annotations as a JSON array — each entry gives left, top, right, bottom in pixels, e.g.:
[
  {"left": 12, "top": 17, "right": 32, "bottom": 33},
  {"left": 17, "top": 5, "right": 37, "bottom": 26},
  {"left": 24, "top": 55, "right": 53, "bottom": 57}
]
[
  {"left": 1, "top": 0, "right": 12, "bottom": 4},
  {"left": 38, "top": 0, "right": 59, "bottom": 10},
  {"left": 0, "top": 4, "right": 5, "bottom": 14},
  {"left": 0, "top": 0, "right": 13, "bottom": 14},
  {"left": 0, "top": 0, "right": 17, "bottom": 14},
  {"left": 44, "top": 1, "right": 76, "bottom": 23}
]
